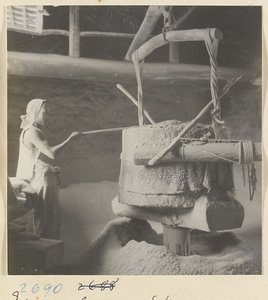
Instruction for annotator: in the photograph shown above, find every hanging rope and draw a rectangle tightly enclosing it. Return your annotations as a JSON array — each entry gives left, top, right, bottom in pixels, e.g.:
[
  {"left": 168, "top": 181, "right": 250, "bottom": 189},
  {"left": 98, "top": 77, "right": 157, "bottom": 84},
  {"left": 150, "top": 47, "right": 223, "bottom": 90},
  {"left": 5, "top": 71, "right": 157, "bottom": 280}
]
[
  {"left": 133, "top": 51, "right": 145, "bottom": 126},
  {"left": 160, "top": 6, "right": 175, "bottom": 42},
  {"left": 204, "top": 30, "right": 229, "bottom": 140},
  {"left": 248, "top": 163, "right": 257, "bottom": 201}
]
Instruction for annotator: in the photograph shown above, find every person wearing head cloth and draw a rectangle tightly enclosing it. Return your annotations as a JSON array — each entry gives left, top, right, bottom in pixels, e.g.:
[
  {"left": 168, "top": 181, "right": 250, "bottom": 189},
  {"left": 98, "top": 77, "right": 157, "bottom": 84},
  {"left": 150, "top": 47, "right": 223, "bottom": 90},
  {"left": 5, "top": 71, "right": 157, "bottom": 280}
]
[{"left": 16, "top": 99, "right": 81, "bottom": 240}]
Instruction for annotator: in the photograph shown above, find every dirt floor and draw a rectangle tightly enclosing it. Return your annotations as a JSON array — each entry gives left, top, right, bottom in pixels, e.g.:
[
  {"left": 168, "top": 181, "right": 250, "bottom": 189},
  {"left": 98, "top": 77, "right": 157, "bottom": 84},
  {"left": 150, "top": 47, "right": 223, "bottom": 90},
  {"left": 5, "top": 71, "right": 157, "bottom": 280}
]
[{"left": 58, "top": 161, "right": 261, "bottom": 275}]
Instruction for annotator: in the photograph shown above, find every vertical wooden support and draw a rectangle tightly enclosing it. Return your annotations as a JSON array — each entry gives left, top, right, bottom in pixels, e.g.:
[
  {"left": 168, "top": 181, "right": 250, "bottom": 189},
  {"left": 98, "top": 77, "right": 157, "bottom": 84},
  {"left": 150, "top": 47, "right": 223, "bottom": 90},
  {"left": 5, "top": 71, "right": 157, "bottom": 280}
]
[
  {"left": 163, "top": 225, "right": 191, "bottom": 256},
  {"left": 69, "top": 6, "right": 80, "bottom": 57},
  {"left": 169, "top": 42, "right": 179, "bottom": 63},
  {"left": 168, "top": 11, "right": 179, "bottom": 63}
]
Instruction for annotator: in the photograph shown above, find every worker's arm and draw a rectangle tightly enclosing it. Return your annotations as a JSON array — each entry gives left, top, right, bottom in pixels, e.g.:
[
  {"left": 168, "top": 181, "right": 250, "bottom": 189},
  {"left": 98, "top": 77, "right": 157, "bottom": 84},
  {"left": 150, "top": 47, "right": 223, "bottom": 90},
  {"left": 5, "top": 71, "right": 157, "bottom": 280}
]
[{"left": 24, "top": 128, "right": 81, "bottom": 159}]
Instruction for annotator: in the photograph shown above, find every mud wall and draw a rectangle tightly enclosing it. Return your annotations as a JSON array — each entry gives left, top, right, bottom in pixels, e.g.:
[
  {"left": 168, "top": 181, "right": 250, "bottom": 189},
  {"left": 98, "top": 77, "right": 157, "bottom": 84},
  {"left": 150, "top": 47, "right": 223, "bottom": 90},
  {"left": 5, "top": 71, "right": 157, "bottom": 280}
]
[{"left": 8, "top": 76, "right": 261, "bottom": 187}]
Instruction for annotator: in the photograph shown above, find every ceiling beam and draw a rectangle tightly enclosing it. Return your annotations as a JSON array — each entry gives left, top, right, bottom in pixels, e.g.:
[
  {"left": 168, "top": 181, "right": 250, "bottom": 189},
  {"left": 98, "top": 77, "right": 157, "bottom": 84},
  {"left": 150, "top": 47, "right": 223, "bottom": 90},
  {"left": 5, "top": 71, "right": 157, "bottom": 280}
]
[{"left": 8, "top": 51, "right": 257, "bottom": 85}]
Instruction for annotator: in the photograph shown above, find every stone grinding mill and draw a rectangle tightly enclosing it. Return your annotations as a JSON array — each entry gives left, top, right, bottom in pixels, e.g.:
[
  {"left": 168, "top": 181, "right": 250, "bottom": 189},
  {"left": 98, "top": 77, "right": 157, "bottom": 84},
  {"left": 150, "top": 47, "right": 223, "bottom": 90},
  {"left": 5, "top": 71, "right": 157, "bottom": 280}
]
[{"left": 112, "top": 27, "right": 261, "bottom": 256}]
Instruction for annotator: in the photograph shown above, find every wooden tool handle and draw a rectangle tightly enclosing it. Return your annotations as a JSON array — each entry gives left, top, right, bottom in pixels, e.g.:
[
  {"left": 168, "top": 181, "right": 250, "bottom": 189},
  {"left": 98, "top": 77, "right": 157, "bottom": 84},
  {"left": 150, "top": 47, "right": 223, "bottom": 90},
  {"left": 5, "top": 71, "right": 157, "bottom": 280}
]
[{"left": 82, "top": 127, "right": 129, "bottom": 135}]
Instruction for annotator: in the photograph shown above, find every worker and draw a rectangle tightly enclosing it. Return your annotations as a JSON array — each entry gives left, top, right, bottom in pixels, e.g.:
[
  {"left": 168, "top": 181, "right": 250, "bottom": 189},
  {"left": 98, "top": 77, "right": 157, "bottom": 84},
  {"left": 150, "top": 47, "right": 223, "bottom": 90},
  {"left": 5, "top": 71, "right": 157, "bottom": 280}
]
[{"left": 16, "top": 99, "right": 81, "bottom": 240}]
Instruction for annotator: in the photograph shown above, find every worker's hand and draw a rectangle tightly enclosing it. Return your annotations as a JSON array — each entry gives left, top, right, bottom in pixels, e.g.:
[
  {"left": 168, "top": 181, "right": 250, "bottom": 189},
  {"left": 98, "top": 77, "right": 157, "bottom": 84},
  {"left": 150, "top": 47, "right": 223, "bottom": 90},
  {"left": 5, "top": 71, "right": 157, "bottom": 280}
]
[{"left": 69, "top": 131, "right": 82, "bottom": 141}]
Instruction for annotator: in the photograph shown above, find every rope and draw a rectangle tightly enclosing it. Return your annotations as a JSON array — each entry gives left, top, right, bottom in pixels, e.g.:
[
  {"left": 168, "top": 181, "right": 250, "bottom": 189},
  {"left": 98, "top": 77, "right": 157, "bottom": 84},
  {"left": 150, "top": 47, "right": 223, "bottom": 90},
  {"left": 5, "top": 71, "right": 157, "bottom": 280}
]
[
  {"left": 182, "top": 140, "right": 254, "bottom": 165},
  {"left": 133, "top": 51, "right": 145, "bottom": 126},
  {"left": 248, "top": 163, "right": 257, "bottom": 201},
  {"left": 182, "top": 141, "right": 256, "bottom": 201},
  {"left": 204, "top": 30, "right": 226, "bottom": 138},
  {"left": 183, "top": 142, "right": 240, "bottom": 164},
  {"left": 160, "top": 6, "right": 175, "bottom": 42}
]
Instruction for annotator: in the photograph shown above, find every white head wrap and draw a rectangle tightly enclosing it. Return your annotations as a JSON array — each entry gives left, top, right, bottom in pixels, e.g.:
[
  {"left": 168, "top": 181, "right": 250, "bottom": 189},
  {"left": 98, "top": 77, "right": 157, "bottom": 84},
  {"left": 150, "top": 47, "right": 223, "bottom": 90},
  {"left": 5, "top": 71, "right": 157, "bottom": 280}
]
[{"left": 20, "top": 99, "right": 47, "bottom": 129}]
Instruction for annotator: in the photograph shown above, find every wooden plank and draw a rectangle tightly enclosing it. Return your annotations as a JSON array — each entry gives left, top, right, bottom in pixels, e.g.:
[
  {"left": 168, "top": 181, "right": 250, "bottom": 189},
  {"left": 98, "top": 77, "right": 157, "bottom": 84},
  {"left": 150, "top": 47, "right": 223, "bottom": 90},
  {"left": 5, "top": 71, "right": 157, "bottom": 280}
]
[
  {"left": 69, "top": 6, "right": 80, "bottom": 57},
  {"left": 8, "top": 51, "right": 257, "bottom": 84}
]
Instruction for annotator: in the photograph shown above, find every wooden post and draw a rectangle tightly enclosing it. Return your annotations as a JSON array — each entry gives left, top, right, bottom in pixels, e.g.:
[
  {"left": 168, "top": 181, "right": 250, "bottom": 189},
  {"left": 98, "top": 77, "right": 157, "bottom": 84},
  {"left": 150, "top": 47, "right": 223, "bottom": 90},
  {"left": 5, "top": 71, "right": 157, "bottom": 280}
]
[
  {"left": 163, "top": 225, "right": 191, "bottom": 256},
  {"left": 169, "top": 42, "right": 179, "bottom": 63},
  {"left": 69, "top": 6, "right": 80, "bottom": 57}
]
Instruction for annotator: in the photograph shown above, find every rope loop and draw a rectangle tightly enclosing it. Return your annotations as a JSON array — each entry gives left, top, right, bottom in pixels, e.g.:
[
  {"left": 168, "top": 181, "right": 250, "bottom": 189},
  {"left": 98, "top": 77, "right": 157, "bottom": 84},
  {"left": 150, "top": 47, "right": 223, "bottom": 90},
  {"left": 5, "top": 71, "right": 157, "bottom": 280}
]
[
  {"left": 162, "top": 26, "right": 170, "bottom": 42},
  {"left": 204, "top": 29, "right": 226, "bottom": 133}
]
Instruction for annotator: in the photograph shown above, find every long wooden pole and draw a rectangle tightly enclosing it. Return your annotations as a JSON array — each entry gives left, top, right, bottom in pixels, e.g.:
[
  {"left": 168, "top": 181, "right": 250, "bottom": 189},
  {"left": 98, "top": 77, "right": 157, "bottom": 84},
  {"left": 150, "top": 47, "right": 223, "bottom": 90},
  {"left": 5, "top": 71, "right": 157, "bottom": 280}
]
[
  {"left": 81, "top": 127, "right": 129, "bottom": 135},
  {"left": 116, "top": 84, "right": 156, "bottom": 124},
  {"left": 148, "top": 75, "right": 242, "bottom": 166}
]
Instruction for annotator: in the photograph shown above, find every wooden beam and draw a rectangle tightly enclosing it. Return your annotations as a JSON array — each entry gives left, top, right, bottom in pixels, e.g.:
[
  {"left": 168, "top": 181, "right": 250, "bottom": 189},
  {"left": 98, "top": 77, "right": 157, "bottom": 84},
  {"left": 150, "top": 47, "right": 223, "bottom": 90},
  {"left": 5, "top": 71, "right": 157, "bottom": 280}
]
[
  {"left": 80, "top": 31, "right": 137, "bottom": 38},
  {"left": 134, "top": 142, "right": 262, "bottom": 165},
  {"left": 41, "top": 29, "right": 69, "bottom": 36},
  {"left": 133, "top": 28, "right": 223, "bottom": 62},
  {"left": 7, "top": 52, "right": 257, "bottom": 84},
  {"left": 69, "top": 6, "right": 80, "bottom": 57},
  {"left": 124, "top": 6, "right": 162, "bottom": 61},
  {"left": 112, "top": 196, "right": 244, "bottom": 232}
]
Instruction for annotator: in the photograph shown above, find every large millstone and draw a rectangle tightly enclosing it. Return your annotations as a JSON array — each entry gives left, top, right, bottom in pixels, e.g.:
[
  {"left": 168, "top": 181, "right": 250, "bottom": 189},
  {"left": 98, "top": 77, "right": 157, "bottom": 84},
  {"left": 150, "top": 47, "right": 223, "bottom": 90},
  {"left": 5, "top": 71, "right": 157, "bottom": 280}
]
[
  {"left": 119, "top": 120, "right": 234, "bottom": 208},
  {"left": 117, "top": 121, "right": 245, "bottom": 256}
]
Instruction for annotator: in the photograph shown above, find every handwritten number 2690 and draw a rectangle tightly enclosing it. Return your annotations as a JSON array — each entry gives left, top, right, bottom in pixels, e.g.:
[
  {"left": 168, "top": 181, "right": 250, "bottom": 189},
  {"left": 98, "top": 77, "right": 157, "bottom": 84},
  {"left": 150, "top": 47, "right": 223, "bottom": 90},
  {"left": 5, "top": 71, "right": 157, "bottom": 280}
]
[{"left": 12, "top": 283, "right": 63, "bottom": 299}]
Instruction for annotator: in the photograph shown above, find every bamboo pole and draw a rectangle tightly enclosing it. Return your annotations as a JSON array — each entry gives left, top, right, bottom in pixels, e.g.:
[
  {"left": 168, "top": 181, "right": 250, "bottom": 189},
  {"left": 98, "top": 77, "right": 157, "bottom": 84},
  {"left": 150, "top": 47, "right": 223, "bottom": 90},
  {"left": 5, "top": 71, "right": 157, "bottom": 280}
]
[
  {"left": 69, "top": 6, "right": 80, "bottom": 57},
  {"left": 148, "top": 75, "right": 242, "bottom": 166},
  {"left": 116, "top": 84, "right": 155, "bottom": 124}
]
